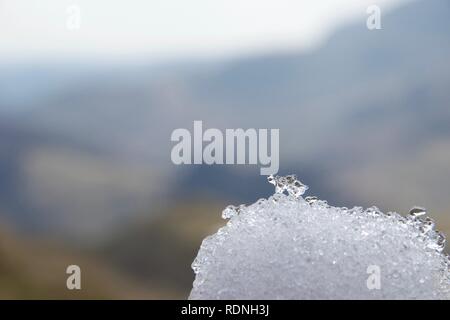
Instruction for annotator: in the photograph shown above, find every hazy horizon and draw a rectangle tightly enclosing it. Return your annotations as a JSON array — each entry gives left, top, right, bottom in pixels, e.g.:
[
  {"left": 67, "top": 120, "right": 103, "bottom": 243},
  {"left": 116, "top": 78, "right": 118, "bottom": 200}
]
[{"left": 0, "top": 0, "right": 412, "bottom": 64}]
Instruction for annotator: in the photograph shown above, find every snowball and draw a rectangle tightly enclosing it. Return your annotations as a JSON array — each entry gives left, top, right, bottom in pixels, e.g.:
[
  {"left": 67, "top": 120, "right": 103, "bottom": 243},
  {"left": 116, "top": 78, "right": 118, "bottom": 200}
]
[{"left": 189, "top": 175, "right": 450, "bottom": 299}]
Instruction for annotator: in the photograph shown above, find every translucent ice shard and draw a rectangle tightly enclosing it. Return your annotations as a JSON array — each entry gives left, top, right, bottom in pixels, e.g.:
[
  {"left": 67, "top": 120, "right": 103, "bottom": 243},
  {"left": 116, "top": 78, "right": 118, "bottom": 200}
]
[
  {"left": 409, "top": 206, "right": 427, "bottom": 218},
  {"left": 267, "top": 174, "right": 308, "bottom": 198},
  {"left": 189, "top": 175, "right": 450, "bottom": 300}
]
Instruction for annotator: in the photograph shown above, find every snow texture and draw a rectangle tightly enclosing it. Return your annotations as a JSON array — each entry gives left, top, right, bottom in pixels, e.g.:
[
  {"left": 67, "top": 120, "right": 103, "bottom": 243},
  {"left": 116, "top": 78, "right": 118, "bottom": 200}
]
[{"left": 189, "top": 175, "right": 450, "bottom": 299}]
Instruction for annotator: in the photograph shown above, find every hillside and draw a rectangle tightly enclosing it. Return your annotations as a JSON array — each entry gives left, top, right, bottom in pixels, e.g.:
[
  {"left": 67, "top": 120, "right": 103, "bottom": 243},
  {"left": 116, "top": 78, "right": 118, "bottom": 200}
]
[
  {"left": 0, "top": 221, "right": 173, "bottom": 299},
  {"left": 0, "top": 0, "right": 449, "bottom": 238},
  {"left": 99, "top": 200, "right": 226, "bottom": 298}
]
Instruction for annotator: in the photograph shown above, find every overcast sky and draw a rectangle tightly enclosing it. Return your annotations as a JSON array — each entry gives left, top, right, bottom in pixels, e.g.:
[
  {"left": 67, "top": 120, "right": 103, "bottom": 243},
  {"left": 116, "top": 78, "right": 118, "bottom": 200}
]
[{"left": 0, "top": 0, "right": 411, "bottom": 63}]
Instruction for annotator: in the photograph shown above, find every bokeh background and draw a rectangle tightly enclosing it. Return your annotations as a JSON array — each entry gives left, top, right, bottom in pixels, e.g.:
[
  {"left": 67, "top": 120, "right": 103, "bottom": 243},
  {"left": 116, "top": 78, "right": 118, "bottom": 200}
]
[{"left": 0, "top": 0, "right": 449, "bottom": 298}]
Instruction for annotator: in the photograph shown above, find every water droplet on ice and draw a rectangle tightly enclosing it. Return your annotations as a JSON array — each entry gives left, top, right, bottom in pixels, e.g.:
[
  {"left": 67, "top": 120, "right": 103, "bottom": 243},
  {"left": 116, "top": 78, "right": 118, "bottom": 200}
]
[
  {"left": 364, "top": 206, "right": 382, "bottom": 217},
  {"left": 421, "top": 217, "right": 435, "bottom": 233},
  {"left": 305, "top": 196, "right": 318, "bottom": 205},
  {"left": 409, "top": 206, "right": 427, "bottom": 218},
  {"left": 427, "top": 230, "right": 446, "bottom": 252}
]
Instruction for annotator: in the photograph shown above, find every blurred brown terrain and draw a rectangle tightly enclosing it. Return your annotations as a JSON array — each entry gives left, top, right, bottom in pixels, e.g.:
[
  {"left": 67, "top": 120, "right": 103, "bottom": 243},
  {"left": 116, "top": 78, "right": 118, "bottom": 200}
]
[
  {"left": 0, "top": 221, "right": 158, "bottom": 299},
  {"left": 1, "top": 0, "right": 450, "bottom": 298},
  {"left": 0, "top": 201, "right": 225, "bottom": 299}
]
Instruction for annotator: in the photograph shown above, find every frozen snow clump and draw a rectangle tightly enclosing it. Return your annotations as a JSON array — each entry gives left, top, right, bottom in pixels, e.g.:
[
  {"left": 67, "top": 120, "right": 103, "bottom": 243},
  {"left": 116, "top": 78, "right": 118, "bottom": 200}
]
[{"left": 189, "top": 175, "right": 450, "bottom": 299}]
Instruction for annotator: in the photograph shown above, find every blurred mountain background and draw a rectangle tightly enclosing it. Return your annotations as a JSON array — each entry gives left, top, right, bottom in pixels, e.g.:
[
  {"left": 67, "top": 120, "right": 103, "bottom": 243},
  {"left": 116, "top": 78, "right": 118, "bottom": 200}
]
[{"left": 0, "top": 0, "right": 449, "bottom": 298}]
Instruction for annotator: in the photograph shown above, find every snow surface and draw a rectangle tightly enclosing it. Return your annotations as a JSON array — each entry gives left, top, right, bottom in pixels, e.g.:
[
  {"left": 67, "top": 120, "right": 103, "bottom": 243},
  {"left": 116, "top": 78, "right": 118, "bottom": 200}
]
[{"left": 189, "top": 175, "right": 450, "bottom": 299}]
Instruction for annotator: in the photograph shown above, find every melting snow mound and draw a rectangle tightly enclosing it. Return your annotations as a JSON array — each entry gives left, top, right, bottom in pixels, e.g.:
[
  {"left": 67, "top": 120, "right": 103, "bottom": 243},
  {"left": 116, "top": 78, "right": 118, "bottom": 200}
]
[{"left": 189, "top": 175, "right": 450, "bottom": 299}]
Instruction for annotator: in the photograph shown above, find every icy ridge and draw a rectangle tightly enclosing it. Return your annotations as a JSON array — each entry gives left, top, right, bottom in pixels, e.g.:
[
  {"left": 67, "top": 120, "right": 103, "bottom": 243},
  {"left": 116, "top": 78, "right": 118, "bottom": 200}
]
[{"left": 189, "top": 175, "right": 450, "bottom": 299}]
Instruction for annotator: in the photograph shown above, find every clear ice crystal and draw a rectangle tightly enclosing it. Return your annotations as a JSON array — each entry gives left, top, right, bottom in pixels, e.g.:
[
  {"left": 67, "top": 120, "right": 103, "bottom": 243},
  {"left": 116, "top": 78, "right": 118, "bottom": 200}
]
[
  {"left": 421, "top": 217, "right": 435, "bottom": 234},
  {"left": 267, "top": 174, "right": 308, "bottom": 198},
  {"left": 190, "top": 175, "right": 450, "bottom": 300},
  {"left": 222, "top": 204, "right": 245, "bottom": 219},
  {"left": 305, "top": 196, "right": 319, "bottom": 205},
  {"left": 221, "top": 205, "right": 238, "bottom": 219},
  {"left": 409, "top": 206, "right": 427, "bottom": 218}
]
